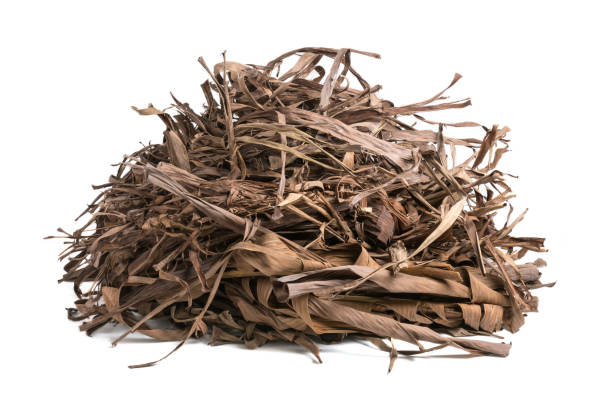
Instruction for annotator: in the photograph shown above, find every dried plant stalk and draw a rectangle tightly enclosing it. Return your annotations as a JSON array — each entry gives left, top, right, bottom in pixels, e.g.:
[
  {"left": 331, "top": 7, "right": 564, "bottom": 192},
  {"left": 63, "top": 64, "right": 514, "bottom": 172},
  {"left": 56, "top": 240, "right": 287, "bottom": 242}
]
[{"left": 51, "top": 47, "right": 551, "bottom": 369}]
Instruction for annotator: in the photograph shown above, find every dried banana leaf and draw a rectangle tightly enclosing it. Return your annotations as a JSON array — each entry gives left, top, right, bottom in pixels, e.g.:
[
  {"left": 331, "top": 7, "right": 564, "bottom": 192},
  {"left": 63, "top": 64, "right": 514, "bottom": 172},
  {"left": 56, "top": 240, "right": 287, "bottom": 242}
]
[{"left": 51, "top": 47, "right": 551, "bottom": 370}]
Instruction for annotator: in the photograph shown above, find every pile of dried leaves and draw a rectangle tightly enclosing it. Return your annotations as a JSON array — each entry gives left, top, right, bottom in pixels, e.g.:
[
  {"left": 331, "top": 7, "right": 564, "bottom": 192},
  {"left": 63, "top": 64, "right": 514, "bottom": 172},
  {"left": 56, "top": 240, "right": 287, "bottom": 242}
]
[{"left": 52, "top": 47, "right": 551, "bottom": 370}]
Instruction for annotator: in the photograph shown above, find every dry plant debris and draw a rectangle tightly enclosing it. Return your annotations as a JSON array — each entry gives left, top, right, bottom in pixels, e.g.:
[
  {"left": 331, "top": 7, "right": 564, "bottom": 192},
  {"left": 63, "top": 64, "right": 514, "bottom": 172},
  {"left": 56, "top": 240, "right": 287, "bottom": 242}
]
[{"left": 51, "top": 47, "right": 552, "bottom": 370}]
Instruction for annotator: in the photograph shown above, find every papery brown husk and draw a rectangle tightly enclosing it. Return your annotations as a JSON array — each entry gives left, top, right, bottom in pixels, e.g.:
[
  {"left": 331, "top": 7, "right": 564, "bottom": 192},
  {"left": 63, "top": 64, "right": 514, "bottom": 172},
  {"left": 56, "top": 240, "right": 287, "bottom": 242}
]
[{"left": 51, "top": 47, "right": 551, "bottom": 369}]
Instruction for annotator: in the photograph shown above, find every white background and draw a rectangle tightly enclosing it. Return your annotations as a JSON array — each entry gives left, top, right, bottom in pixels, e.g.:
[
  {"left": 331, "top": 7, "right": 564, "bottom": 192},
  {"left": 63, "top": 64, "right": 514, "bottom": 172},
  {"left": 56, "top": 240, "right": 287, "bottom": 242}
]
[{"left": 1, "top": 1, "right": 609, "bottom": 406}]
